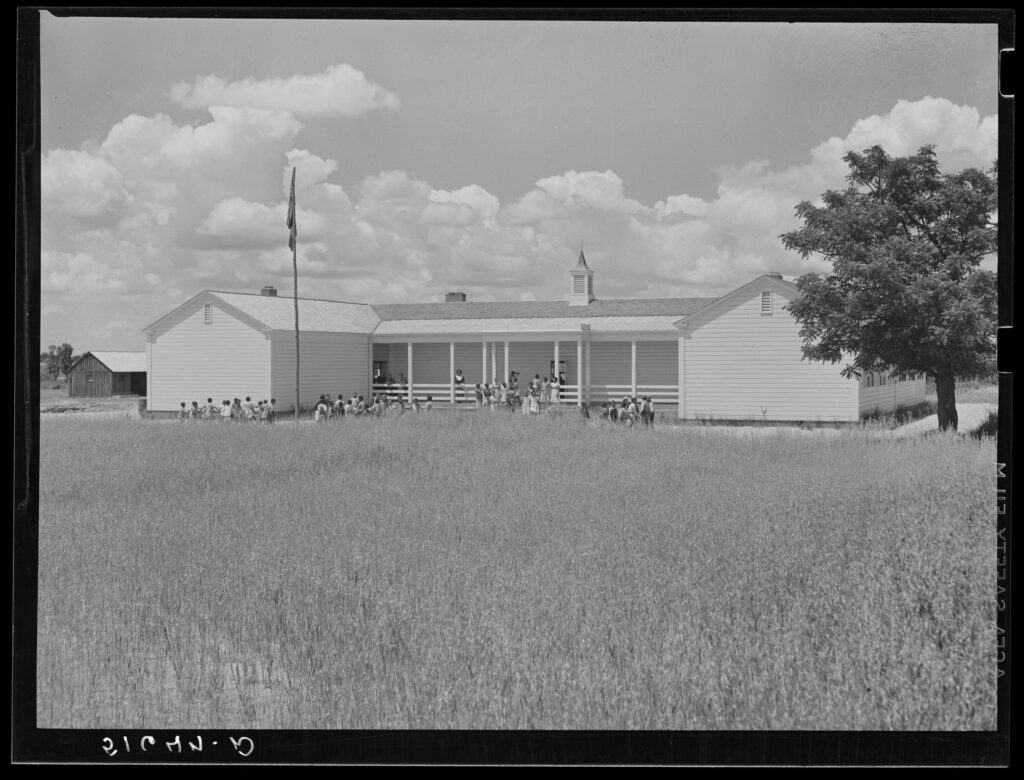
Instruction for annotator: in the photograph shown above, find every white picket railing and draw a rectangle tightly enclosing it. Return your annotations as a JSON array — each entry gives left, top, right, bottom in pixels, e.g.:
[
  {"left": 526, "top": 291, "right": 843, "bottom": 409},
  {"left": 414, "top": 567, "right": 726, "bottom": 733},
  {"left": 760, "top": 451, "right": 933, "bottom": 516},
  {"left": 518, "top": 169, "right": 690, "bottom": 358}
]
[
  {"left": 369, "top": 382, "right": 676, "bottom": 407},
  {"left": 371, "top": 382, "right": 585, "bottom": 407}
]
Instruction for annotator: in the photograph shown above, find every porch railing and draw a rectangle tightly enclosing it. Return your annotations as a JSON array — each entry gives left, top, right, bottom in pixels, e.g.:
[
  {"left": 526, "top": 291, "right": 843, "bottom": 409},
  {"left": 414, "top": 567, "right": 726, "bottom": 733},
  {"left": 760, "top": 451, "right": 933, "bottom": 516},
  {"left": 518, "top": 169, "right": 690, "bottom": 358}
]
[{"left": 371, "top": 383, "right": 585, "bottom": 406}]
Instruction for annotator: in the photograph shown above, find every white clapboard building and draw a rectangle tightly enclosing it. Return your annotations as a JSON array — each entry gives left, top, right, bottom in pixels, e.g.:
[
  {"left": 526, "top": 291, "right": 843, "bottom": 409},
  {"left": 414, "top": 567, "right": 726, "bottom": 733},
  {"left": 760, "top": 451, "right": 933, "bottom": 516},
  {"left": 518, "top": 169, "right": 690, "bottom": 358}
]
[{"left": 142, "top": 253, "right": 925, "bottom": 421}]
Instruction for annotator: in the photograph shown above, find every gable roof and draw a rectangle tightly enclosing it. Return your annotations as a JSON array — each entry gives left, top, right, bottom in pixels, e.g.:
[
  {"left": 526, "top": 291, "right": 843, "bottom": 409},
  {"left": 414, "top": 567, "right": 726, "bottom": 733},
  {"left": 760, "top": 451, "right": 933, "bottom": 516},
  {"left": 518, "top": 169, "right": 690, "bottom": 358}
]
[
  {"left": 142, "top": 291, "right": 380, "bottom": 335},
  {"left": 674, "top": 274, "right": 800, "bottom": 328},
  {"left": 79, "top": 351, "right": 147, "bottom": 373},
  {"left": 210, "top": 291, "right": 380, "bottom": 333}
]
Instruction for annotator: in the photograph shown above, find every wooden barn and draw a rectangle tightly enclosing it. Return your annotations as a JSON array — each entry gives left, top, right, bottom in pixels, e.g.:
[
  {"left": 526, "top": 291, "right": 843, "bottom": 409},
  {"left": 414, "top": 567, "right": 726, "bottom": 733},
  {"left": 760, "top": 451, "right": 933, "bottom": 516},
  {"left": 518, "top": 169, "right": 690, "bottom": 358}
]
[
  {"left": 143, "top": 256, "right": 925, "bottom": 421},
  {"left": 67, "top": 351, "right": 147, "bottom": 398}
]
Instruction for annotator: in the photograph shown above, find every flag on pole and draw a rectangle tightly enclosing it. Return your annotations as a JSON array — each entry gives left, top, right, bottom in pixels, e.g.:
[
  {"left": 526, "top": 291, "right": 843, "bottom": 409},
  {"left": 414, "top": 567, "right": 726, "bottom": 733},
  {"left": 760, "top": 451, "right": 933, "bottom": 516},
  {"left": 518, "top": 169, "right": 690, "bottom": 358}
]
[{"left": 286, "top": 167, "right": 297, "bottom": 251}]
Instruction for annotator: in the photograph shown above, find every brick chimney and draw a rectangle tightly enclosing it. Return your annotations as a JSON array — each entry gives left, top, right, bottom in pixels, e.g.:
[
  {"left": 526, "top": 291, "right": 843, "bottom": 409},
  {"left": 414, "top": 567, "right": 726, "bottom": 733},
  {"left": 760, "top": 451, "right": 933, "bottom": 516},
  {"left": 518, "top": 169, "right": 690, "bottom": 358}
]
[
  {"left": 445, "top": 292, "right": 467, "bottom": 302},
  {"left": 261, "top": 286, "right": 278, "bottom": 296}
]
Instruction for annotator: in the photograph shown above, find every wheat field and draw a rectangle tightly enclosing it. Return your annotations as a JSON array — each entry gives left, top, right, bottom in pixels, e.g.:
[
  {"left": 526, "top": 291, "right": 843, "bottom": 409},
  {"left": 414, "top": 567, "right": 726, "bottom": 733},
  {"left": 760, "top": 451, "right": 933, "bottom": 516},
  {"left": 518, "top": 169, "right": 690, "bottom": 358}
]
[{"left": 36, "top": 411, "right": 998, "bottom": 729}]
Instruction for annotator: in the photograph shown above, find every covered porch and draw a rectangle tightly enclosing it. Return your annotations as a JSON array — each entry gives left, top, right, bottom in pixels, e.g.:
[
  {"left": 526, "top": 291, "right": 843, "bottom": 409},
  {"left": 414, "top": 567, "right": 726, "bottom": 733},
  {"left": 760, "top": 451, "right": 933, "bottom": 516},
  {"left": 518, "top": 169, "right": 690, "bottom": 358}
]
[{"left": 370, "top": 335, "right": 679, "bottom": 408}]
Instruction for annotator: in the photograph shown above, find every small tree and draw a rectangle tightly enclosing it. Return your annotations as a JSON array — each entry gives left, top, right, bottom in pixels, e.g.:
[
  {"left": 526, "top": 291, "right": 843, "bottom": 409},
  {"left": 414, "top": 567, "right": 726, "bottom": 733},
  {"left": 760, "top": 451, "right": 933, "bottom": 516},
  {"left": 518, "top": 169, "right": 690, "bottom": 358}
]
[
  {"left": 781, "top": 145, "right": 997, "bottom": 431},
  {"left": 46, "top": 343, "right": 76, "bottom": 381}
]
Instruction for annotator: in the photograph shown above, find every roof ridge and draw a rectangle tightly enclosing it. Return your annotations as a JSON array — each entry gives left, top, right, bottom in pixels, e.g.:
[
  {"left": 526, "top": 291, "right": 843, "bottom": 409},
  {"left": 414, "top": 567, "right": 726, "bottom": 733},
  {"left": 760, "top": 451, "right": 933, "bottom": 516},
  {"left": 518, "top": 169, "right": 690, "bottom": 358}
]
[{"left": 211, "top": 290, "right": 374, "bottom": 306}]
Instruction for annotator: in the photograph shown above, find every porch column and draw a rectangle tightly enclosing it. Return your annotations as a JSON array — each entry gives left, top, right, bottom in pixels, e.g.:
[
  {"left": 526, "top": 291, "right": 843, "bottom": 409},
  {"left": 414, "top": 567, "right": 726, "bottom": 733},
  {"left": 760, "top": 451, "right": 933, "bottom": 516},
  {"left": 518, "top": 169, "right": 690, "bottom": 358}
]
[
  {"left": 576, "top": 337, "right": 583, "bottom": 406},
  {"left": 491, "top": 341, "right": 497, "bottom": 385},
  {"left": 504, "top": 341, "right": 510, "bottom": 383},
  {"left": 407, "top": 342, "right": 414, "bottom": 402},
  {"left": 553, "top": 340, "right": 560, "bottom": 401},
  {"left": 631, "top": 340, "right": 637, "bottom": 396},
  {"left": 678, "top": 329, "right": 686, "bottom": 419},
  {"left": 367, "top": 342, "right": 374, "bottom": 400},
  {"left": 482, "top": 341, "right": 487, "bottom": 388},
  {"left": 450, "top": 341, "right": 455, "bottom": 405},
  {"left": 585, "top": 341, "right": 591, "bottom": 402}
]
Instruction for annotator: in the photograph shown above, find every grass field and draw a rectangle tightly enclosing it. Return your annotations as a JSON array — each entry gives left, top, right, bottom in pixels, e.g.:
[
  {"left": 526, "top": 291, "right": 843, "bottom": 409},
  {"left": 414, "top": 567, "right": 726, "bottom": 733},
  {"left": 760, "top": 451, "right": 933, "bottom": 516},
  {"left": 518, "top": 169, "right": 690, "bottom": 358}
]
[{"left": 37, "top": 411, "right": 998, "bottom": 729}]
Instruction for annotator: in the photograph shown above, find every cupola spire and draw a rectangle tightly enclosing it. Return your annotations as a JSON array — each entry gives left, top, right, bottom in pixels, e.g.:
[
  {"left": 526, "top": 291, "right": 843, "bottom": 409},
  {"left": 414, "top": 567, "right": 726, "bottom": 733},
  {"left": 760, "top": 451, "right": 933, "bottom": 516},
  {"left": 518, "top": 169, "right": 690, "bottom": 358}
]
[{"left": 568, "top": 246, "right": 595, "bottom": 306}]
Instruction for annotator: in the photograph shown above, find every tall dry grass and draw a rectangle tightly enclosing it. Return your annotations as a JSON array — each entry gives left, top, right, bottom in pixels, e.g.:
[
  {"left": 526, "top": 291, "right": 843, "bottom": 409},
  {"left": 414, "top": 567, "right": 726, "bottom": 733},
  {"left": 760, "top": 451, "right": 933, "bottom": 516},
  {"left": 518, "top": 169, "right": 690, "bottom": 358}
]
[{"left": 37, "top": 411, "right": 998, "bottom": 729}]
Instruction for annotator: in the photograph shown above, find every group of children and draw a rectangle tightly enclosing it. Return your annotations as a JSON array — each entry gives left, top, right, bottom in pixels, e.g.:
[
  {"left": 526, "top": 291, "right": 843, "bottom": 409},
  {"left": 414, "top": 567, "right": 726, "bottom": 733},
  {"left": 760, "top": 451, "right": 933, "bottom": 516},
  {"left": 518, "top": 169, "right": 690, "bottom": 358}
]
[
  {"left": 312, "top": 392, "right": 433, "bottom": 421},
  {"left": 451, "top": 370, "right": 568, "bottom": 412},
  {"left": 595, "top": 396, "right": 658, "bottom": 427},
  {"left": 177, "top": 397, "right": 276, "bottom": 423},
  {"left": 175, "top": 374, "right": 658, "bottom": 427}
]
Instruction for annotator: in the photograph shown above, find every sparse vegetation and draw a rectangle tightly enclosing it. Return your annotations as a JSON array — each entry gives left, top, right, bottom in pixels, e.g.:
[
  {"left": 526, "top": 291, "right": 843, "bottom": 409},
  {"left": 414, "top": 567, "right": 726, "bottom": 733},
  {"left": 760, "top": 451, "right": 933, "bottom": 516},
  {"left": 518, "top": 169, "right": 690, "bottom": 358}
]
[{"left": 38, "top": 412, "right": 998, "bottom": 729}]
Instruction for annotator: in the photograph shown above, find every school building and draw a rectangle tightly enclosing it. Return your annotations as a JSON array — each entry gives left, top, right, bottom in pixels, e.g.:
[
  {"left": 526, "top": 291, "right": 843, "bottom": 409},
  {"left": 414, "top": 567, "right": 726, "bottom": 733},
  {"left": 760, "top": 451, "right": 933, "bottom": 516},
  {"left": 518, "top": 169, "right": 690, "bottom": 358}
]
[{"left": 142, "top": 251, "right": 925, "bottom": 421}]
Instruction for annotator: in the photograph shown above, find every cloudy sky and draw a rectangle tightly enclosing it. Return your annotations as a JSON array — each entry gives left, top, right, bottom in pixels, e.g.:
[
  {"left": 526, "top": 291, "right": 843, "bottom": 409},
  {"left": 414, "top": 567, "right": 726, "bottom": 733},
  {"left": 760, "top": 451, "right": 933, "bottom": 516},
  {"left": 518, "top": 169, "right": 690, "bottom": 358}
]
[{"left": 39, "top": 14, "right": 999, "bottom": 351}]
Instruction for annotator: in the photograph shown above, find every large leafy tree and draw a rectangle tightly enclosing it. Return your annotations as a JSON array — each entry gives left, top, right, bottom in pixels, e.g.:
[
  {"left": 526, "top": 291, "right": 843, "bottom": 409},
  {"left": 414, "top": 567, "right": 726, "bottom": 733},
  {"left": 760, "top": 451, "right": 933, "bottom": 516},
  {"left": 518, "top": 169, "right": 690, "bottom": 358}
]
[{"left": 781, "top": 145, "right": 997, "bottom": 431}]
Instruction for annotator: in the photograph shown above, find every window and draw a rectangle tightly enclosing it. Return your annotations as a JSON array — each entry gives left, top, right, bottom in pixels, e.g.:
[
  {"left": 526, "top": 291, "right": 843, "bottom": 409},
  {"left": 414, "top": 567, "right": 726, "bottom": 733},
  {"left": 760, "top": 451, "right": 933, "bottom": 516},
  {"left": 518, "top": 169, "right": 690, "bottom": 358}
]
[
  {"left": 204, "top": 303, "right": 213, "bottom": 324},
  {"left": 864, "top": 372, "right": 874, "bottom": 388},
  {"left": 878, "top": 373, "right": 887, "bottom": 386},
  {"left": 87, "top": 371, "right": 95, "bottom": 383},
  {"left": 761, "top": 291, "right": 772, "bottom": 315}
]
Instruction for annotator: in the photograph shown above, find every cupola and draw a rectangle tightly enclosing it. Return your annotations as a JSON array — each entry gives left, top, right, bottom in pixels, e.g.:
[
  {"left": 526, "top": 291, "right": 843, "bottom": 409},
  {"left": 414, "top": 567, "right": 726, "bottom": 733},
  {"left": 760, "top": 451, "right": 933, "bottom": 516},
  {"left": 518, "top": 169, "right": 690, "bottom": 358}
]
[{"left": 568, "top": 249, "right": 595, "bottom": 306}]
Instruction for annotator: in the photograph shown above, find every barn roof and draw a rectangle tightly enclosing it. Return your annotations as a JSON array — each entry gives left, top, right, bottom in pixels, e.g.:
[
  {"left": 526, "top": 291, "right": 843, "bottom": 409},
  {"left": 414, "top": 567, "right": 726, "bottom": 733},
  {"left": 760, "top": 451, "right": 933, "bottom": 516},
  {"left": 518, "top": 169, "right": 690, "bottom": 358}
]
[
  {"left": 87, "top": 351, "right": 147, "bottom": 373},
  {"left": 210, "top": 291, "right": 381, "bottom": 333}
]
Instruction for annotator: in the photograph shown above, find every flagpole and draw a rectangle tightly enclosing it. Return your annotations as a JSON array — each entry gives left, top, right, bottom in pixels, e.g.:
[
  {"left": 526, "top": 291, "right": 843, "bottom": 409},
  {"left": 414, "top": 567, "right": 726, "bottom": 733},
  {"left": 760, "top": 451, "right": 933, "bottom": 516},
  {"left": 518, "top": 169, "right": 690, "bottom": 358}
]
[
  {"left": 293, "top": 233, "right": 300, "bottom": 422},
  {"left": 288, "top": 167, "right": 300, "bottom": 421}
]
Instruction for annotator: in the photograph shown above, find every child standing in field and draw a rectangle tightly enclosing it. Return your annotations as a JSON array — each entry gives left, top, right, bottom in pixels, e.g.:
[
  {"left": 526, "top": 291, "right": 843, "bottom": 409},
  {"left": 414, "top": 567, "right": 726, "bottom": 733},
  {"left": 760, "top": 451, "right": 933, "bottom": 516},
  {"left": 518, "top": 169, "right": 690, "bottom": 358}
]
[
  {"left": 474, "top": 383, "right": 484, "bottom": 409},
  {"left": 551, "top": 376, "right": 560, "bottom": 404},
  {"left": 220, "top": 400, "right": 232, "bottom": 421},
  {"left": 425, "top": 395, "right": 433, "bottom": 411},
  {"left": 178, "top": 402, "right": 187, "bottom": 422},
  {"left": 190, "top": 401, "right": 199, "bottom": 421}
]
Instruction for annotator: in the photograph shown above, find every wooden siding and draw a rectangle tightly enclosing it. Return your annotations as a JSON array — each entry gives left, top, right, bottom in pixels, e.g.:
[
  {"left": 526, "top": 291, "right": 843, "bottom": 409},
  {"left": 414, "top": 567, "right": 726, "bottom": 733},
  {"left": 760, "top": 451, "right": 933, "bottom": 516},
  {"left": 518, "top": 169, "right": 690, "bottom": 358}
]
[
  {"left": 270, "top": 331, "right": 370, "bottom": 411},
  {"left": 636, "top": 341, "right": 677, "bottom": 385},
  {"left": 859, "top": 373, "right": 927, "bottom": 415},
  {"left": 508, "top": 341, "right": 566, "bottom": 384},
  {"left": 682, "top": 286, "right": 858, "bottom": 422},
  {"left": 149, "top": 301, "right": 270, "bottom": 411},
  {"left": 372, "top": 343, "right": 411, "bottom": 383},
  {"left": 589, "top": 342, "right": 630, "bottom": 385},
  {"left": 68, "top": 354, "right": 112, "bottom": 397}
]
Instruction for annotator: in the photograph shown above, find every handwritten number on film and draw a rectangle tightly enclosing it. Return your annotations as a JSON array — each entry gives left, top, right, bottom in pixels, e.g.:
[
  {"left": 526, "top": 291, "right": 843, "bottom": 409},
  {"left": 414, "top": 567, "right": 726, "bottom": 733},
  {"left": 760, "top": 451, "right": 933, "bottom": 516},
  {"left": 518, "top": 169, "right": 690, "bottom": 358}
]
[{"left": 101, "top": 735, "right": 254, "bottom": 757}]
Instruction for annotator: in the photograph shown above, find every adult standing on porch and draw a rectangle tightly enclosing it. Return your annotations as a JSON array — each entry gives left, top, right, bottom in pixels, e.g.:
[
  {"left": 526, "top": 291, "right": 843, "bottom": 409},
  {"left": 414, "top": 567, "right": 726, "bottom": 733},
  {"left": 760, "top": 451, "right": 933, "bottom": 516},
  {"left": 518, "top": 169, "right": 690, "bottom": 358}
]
[{"left": 454, "top": 368, "right": 466, "bottom": 401}]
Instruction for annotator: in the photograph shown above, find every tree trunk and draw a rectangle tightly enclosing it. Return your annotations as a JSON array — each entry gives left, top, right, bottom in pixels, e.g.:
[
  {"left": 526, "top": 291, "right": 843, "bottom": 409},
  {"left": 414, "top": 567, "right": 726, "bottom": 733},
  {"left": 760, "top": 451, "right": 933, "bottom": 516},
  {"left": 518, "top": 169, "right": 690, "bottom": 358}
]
[{"left": 934, "top": 371, "right": 958, "bottom": 431}]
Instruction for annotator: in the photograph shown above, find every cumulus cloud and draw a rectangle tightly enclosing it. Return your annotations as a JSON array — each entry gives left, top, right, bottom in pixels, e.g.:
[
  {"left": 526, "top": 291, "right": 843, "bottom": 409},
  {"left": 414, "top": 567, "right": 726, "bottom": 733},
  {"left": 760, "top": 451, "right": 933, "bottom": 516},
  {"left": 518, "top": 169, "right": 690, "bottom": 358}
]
[
  {"left": 168, "top": 63, "right": 399, "bottom": 118},
  {"left": 41, "top": 96, "right": 997, "bottom": 350},
  {"left": 42, "top": 251, "right": 128, "bottom": 294},
  {"left": 41, "top": 149, "right": 132, "bottom": 221}
]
